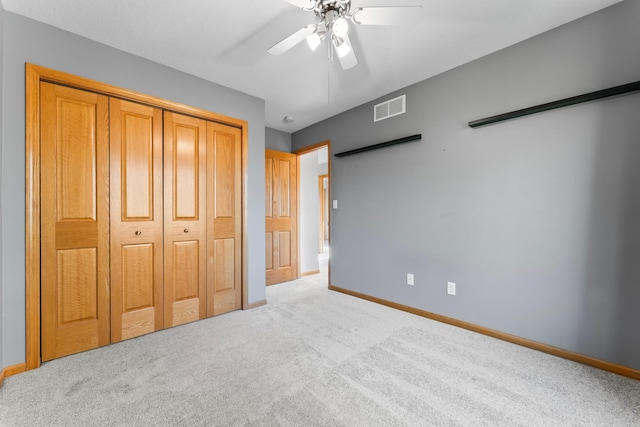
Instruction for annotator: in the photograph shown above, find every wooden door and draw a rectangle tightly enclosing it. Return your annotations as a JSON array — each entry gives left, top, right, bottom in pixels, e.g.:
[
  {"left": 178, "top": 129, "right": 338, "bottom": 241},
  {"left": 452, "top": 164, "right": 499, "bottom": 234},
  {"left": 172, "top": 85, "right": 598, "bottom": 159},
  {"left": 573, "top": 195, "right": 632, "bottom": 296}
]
[
  {"left": 164, "top": 112, "right": 207, "bottom": 327},
  {"left": 207, "top": 122, "right": 242, "bottom": 316},
  {"left": 110, "top": 99, "right": 164, "bottom": 342},
  {"left": 40, "top": 82, "right": 110, "bottom": 361},
  {"left": 265, "top": 149, "right": 298, "bottom": 285}
]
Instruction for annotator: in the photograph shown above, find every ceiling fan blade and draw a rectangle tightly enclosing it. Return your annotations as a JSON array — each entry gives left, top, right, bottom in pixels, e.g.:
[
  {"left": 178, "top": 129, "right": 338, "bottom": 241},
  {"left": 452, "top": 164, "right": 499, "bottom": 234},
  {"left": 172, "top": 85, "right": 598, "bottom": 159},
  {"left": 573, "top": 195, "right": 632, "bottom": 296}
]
[
  {"left": 268, "top": 25, "right": 317, "bottom": 55},
  {"left": 281, "top": 0, "right": 315, "bottom": 9},
  {"left": 337, "top": 33, "right": 358, "bottom": 70},
  {"left": 351, "top": 6, "right": 424, "bottom": 26}
]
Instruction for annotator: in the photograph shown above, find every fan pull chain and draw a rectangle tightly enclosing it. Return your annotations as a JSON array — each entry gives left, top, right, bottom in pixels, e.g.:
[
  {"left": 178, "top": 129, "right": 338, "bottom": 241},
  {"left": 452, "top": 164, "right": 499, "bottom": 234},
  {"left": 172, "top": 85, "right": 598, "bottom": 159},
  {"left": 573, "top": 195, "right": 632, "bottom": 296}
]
[
  {"left": 327, "top": 59, "right": 331, "bottom": 105},
  {"left": 327, "top": 42, "right": 332, "bottom": 104}
]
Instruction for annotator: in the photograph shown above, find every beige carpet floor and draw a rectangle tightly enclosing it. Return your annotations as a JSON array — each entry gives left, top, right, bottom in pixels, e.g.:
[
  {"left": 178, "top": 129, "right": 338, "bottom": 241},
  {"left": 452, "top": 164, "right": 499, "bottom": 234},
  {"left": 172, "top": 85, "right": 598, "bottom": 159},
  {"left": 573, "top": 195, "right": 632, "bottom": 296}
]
[{"left": 1, "top": 267, "right": 639, "bottom": 426}]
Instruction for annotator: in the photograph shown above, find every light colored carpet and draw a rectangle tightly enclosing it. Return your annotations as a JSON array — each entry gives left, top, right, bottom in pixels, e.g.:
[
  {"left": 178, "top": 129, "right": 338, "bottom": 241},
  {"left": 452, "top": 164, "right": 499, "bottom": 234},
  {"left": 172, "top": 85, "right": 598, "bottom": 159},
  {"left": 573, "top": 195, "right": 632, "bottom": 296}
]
[{"left": 1, "top": 268, "right": 639, "bottom": 426}]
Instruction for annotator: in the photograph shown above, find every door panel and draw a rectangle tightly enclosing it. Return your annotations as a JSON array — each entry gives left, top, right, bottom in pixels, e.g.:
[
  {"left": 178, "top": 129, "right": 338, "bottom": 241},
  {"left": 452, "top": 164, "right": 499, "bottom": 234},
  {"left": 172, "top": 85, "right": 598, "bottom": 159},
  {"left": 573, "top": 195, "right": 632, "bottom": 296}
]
[
  {"left": 121, "top": 245, "right": 154, "bottom": 310},
  {"left": 265, "top": 149, "right": 298, "bottom": 285},
  {"left": 278, "top": 160, "right": 291, "bottom": 217},
  {"left": 41, "top": 82, "right": 110, "bottom": 361},
  {"left": 265, "top": 233, "right": 273, "bottom": 270},
  {"left": 164, "top": 112, "right": 207, "bottom": 327},
  {"left": 57, "top": 248, "right": 98, "bottom": 323},
  {"left": 110, "top": 99, "right": 164, "bottom": 342},
  {"left": 174, "top": 125, "right": 200, "bottom": 219},
  {"left": 279, "top": 232, "right": 292, "bottom": 267},
  {"left": 207, "top": 122, "right": 242, "bottom": 316}
]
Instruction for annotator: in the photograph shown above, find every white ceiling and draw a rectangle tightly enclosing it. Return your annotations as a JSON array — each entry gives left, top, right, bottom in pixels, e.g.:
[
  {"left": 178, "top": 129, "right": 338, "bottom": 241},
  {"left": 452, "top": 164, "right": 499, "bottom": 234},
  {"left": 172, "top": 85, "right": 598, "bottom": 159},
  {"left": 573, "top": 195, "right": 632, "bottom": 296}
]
[{"left": 2, "top": 0, "right": 622, "bottom": 132}]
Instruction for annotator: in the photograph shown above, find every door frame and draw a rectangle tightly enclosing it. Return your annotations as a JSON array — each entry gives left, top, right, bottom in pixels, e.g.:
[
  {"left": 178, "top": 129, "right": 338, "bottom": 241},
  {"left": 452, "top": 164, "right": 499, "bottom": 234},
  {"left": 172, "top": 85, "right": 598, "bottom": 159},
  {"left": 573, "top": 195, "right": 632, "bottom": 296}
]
[
  {"left": 318, "top": 174, "right": 329, "bottom": 254},
  {"left": 25, "top": 63, "right": 249, "bottom": 370},
  {"left": 293, "top": 140, "right": 331, "bottom": 283}
]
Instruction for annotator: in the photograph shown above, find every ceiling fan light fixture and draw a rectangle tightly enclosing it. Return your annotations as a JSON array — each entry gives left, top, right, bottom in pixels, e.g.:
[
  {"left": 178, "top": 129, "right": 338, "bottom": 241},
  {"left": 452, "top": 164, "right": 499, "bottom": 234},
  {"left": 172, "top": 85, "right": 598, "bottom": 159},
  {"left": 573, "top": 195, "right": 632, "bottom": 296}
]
[
  {"left": 332, "top": 35, "right": 351, "bottom": 58},
  {"left": 332, "top": 17, "right": 349, "bottom": 37},
  {"left": 273, "top": 0, "right": 424, "bottom": 70},
  {"left": 306, "top": 32, "right": 322, "bottom": 51}
]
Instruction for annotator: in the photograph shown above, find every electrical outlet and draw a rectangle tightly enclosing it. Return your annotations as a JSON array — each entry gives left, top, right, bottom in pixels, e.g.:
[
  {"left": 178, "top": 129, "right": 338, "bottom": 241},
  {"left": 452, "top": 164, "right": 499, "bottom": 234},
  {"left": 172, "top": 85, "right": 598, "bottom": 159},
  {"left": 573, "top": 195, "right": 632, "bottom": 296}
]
[
  {"left": 407, "top": 273, "right": 414, "bottom": 286},
  {"left": 447, "top": 281, "right": 456, "bottom": 295}
]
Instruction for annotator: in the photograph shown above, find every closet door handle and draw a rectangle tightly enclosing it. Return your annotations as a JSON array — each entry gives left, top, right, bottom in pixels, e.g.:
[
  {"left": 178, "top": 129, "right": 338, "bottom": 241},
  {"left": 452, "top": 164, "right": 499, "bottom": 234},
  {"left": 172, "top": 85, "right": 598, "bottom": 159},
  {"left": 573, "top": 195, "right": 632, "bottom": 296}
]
[
  {"left": 135, "top": 230, "right": 142, "bottom": 236},
  {"left": 183, "top": 228, "right": 189, "bottom": 233}
]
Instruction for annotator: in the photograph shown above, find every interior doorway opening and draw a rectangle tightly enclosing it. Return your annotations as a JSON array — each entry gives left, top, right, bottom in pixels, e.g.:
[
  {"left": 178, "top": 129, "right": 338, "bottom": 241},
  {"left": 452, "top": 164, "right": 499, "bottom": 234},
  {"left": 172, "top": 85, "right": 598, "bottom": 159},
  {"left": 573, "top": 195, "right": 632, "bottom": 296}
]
[{"left": 296, "top": 142, "right": 330, "bottom": 286}]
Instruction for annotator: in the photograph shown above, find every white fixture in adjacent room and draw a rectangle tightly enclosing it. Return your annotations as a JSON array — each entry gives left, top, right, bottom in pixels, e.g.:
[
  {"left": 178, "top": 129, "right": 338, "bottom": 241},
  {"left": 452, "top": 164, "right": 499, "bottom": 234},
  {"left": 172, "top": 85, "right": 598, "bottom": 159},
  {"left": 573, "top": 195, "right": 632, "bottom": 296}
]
[{"left": 407, "top": 273, "right": 414, "bottom": 286}]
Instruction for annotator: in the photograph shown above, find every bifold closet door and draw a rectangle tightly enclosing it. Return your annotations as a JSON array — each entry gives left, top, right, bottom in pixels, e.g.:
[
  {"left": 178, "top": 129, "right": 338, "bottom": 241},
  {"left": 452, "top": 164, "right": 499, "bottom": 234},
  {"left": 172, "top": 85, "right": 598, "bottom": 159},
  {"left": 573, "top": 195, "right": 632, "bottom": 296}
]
[
  {"left": 164, "top": 112, "right": 208, "bottom": 327},
  {"left": 40, "top": 82, "right": 110, "bottom": 361},
  {"left": 207, "top": 122, "right": 242, "bottom": 316},
  {"left": 110, "top": 99, "right": 164, "bottom": 342}
]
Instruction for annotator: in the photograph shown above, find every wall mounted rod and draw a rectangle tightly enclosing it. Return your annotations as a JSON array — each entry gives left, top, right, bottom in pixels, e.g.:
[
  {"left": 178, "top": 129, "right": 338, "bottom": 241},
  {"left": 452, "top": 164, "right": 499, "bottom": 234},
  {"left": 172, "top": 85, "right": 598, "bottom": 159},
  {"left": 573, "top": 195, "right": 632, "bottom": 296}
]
[
  {"left": 334, "top": 134, "right": 422, "bottom": 158},
  {"left": 469, "top": 80, "right": 640, "bottom": 128}
]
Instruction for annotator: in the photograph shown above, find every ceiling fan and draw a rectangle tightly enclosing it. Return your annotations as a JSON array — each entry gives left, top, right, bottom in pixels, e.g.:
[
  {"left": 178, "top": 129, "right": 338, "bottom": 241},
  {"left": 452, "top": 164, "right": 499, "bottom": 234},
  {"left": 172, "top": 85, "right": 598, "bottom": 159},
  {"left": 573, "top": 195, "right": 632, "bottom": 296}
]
[{"left": 268, "top": 0, "right": 423, "bottom": 70}]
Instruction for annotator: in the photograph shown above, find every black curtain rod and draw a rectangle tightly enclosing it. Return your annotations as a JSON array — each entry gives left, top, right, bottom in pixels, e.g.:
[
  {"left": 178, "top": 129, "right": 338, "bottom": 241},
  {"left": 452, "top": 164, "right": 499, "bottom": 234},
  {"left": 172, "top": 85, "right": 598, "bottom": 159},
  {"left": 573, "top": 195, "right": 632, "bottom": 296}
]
[
  {"left": 334, "top": 134, "right": 422, "bottom": 158},
  {"left": 469, "top": 80, "right": 640, "bottom": 128}
]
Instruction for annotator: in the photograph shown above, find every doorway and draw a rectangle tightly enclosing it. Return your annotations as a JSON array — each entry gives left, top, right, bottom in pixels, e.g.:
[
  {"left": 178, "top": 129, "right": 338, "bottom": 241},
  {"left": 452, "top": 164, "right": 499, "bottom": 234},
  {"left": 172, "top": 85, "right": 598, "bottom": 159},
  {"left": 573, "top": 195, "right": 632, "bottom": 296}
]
[{"left": 295, "top": 142, "right": 330, "bottom": 284}]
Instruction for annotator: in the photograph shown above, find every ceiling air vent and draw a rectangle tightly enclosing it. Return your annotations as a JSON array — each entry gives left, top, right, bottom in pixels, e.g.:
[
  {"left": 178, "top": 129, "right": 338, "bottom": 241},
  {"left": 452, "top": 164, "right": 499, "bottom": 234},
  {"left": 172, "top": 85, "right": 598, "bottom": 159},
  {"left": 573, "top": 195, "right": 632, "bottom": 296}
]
[{"left": 374, "top": 95, "right": 406, "bottom": 122}]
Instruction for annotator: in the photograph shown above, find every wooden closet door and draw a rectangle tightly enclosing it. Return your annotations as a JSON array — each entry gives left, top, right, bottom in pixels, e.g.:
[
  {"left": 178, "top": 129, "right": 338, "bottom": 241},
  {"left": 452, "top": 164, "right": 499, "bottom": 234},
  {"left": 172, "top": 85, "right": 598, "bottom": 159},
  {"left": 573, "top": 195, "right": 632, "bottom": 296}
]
[
  {"left": 110, "top": 99, "right": 164, "bottom": 342},
  {"left": 164, "top": 112, "right": 207, "bottom": 326},
  {"left": 265, "top": 149, "right": 298, "bottom": 285},
  {"left": 40, "top": 82, "right": 110, "bottom": 361},
  {"left": 207, "top": 122, "right": 242, "bottom": 316}
]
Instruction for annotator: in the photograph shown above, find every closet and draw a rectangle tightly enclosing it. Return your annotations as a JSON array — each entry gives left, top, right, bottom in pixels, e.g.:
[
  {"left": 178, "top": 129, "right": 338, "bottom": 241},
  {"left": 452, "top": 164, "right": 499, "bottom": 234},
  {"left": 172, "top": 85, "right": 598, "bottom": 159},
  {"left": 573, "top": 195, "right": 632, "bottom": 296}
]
[{"left": 38, "top": 79, "right": 243, "bottom": 362}]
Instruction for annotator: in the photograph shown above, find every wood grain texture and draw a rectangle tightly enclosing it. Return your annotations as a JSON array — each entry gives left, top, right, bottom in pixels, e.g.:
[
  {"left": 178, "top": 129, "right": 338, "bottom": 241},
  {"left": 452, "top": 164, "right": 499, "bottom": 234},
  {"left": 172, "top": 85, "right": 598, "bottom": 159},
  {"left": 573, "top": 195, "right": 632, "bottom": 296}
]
[
  {"left": 164, "top": 112, "right": 207, "bottom": 326},
  {"left": 265, "top": 233, "right": 273, "bottom": 270},
  {"left": 121, "top": 245, "right": 155, "bottom": 311},
  {"left": 110, "top": 99, "right": 164, "bottom": 343},
  {"left": 0, "top": 363, "right": 27, "bottom": 385},
  {"left": 26, "top": 64, "right": 248, "bottom": 129},
  {"left": 278, "top": 232, "right": 292, "bottom": 267},
  {"left": 121, "top": 307, "right": 155, "bottom": 340},
  {"left": 172, "top": 299, "right": 200, "bottom": 327},
  {"left": 40, "top": 82, "right": 110, "bottom": 362},
  {"left": 328, "top": 285, "right": 640, "bottom": 381},
  {"left": 265, "top": 149, "right": 298, "bottom": 285},
  {"left": 207, "top": 122, "right": 242, "bottom": 316},
  {"left": 277, "top": 160, "right": 291, "bottom": 217},
  {"left": 300, "top": 270, "right": 321, "bottom": 277},
  {"left": 293, "top": 139, "right": 331, "bottom": 155},
  {"left": 26, "top": 65, "right": 42, "bottom": 370},
  {"left": 241, "top": 119, "right": 249, "bottom": 310},
  {"left": 265, "top": 158, "right": 273, "bottom": 217},
  {"left": 26, "top": 64, "right": 248, "bottom": 369},
  {"left": 243, "top": 299, "right": 267, "bottom": 310},
  {"left": 57, "top": 248, "right": 98, "bottom": 324}
]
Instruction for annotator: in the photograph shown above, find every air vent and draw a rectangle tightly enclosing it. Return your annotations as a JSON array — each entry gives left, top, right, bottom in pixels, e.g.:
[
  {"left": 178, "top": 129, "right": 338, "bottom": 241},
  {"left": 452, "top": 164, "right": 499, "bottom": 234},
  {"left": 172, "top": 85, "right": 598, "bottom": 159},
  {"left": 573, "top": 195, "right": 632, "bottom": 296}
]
[{"left": 374, "top": 95, "right": 406, "bottom": 122}]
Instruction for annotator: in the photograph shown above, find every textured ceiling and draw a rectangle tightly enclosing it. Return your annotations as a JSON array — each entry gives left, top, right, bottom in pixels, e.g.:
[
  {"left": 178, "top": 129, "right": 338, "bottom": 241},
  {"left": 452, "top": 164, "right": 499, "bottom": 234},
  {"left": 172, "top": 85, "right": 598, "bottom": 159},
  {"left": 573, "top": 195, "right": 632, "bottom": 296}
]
[{"left": 2, "top": 0, "right": 622, "bottom": 132}]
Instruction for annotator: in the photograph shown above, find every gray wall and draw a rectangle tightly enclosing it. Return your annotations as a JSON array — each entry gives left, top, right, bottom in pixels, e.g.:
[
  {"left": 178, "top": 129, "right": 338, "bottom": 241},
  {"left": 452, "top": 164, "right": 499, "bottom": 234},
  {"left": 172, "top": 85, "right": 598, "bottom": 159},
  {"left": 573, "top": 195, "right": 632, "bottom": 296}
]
[
  {"left": 292, "top": 0, "right": 640, "bottom": 370},
  {"left": 299, "top": 151, "right": 319, "bottom": 274},
  {"left": 0, "top": 3, "right": 5, "bottom": 372},
  {"left": 1, "top": 13, "right": 266, "bottom": 367},
  {"left": 265, "top": 127, "right": 291, "bottom": 152},
  {"left": 318, "top": 162, "right": 328, "bottom": 176}
]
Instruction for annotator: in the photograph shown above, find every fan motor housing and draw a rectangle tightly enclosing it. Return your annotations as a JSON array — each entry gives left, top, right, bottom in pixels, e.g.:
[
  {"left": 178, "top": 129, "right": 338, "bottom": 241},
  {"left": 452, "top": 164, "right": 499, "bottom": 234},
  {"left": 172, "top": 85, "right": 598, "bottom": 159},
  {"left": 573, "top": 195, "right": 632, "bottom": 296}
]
[{"left": 314, "top": 0, "right": 350, "bottom": 20}]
